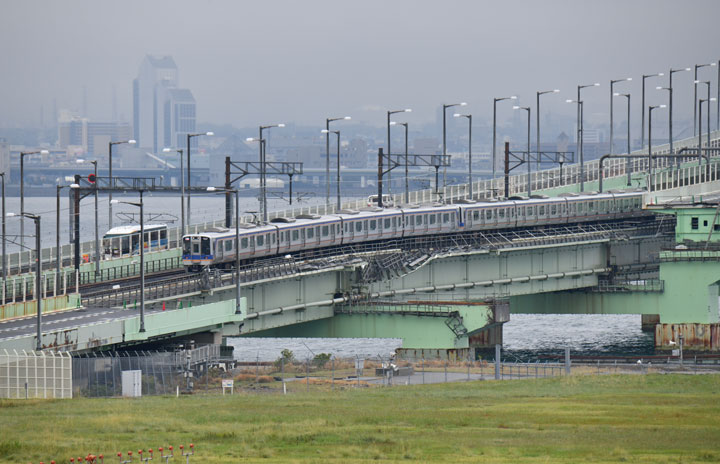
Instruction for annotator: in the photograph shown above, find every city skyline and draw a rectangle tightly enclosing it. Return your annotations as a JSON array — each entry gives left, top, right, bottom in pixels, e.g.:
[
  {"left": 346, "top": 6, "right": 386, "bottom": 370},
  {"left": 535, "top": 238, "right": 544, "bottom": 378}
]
[{"left": 2, "top": 0, "right": 719, "bottom": 138}]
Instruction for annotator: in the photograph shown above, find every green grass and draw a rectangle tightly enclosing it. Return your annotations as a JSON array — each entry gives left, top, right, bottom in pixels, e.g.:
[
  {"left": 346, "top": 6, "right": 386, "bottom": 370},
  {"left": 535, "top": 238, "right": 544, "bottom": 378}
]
[{"left": 2, "top": 374, "right": 720, "bottom": 463}]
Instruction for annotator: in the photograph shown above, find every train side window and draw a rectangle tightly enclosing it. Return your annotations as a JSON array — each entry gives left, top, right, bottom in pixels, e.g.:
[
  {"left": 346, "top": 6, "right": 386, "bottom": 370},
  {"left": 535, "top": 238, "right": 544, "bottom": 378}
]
[
  {"left": 370, "top": 220, "right": 376, "bottom": 231},
  {"left": 307, "top": 228, "right": 314, "bottom": 239},
  {"left": 539, "top": 205, "right": 545, "bottom": 215},
  {"left": 344, "top": 223, "right": 348, "bottom": 233},
  {"left": 337, "top": 224, "right": 341, "bottom": 234},
  {"left": 416, "top": 215, "right": 422, "bottom": 225},
  {"left": 443, "top": 213, "right": 449, "bottom": 223},
  {"left": 271, "top": 234, "right": 276, "bottom": 244},
  {"left": 201, "top": 237, "right": 211, "bottom": 255},
  {"left": 322, "top": 225, "right": 329, "bottom": 237},
  {"left": 356, "top": 221, "right": 362, "bottom": 232},
  {"left": 257, "top": 235, "right": 264, "bottom": 246},
  {"left": 363, "top": 220, "right": 368, "bottom": 231},
  {"left": 384, "top": 218, "right": 391, "bottom": 229},
  {"left": 301, "top": 229, "right": 305, "bottom": 239},
  {"left": 292, "top": 230, "right": 299, "bottom": 241},
  {"left": 392, "top": 217, "right": 397, "bottom": 228},
  {"left": 499, "top": 209, "right": 505, "bottom": 219},
  {"left": 225, "top": 241, "right": 233, "bottom": 252},
  {"left": 472, "top": 211, "right": 479, "bottom": 221},
  {"left": 284, "top": 231, "right": 290, "bottom": 242},
  {"left": 589, "top": 201, "right": 595, "bottom": 211},
  {"left": 160, "top": 230, "right": 167, "bottom": 240},
  {"left": 691, "top": 217, "right": 699, "bottom": 230},
  {"left": 430, "top": 214, "right": 437, "bottom": 224},
  {"left": 486, "top": 210, "right": 492, "bottom": 220},
  {"left": 241, "top": 237, "right": 248, "bottom": 249},
  {"left": 551, "top": 204, "right": 557, "bottom": 215}
]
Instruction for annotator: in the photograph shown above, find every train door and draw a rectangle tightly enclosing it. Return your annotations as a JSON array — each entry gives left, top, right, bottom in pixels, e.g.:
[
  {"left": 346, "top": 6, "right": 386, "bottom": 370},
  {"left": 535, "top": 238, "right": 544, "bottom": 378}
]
[{"left": 216, "top": 239, "right": 224, "bottom": 260}]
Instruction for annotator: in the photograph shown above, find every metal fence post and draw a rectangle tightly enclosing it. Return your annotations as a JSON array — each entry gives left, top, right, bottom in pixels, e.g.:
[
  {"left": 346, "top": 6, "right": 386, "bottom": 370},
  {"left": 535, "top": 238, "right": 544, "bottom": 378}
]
[
  {"left": 494, "top": 344, "right": 501, "bottom": 380},
  {"left": 564, "top": 347, "right": 571, "bottom": 375}
]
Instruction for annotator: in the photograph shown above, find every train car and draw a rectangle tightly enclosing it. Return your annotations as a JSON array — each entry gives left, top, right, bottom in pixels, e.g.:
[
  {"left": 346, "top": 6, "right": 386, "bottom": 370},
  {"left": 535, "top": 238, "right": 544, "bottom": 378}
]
[
  {"left": 103, "top": 224, "right": 168, "bottom": 257},
  {"left": 181, "top": 190, "right": 647, "bottom": 270}
]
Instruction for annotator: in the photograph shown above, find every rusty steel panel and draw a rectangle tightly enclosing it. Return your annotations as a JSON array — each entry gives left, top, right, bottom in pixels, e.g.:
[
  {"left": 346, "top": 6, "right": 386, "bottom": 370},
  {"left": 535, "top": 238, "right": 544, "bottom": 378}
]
[{"left": 655, "top": 323, "right": 720, "bottom": 350}]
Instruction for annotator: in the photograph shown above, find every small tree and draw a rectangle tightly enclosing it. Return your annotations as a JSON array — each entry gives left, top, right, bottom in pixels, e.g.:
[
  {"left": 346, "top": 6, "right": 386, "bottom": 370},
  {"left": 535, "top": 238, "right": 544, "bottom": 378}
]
[
  {"left": 312, "top": 353, "right": 332, "bottom": 368},
  {"left": 274, "top": 349, "right": 295, "bottom": 368}
]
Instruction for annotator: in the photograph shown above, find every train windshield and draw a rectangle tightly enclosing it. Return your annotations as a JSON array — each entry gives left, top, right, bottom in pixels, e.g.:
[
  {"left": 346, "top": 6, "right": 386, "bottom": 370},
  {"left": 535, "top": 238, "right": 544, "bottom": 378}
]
[
  {"left": 201, "top": 237, "right": 211, "bottom": 255},
  {"left": 183, "top": 237, "right": 192, "bottom": 255}
]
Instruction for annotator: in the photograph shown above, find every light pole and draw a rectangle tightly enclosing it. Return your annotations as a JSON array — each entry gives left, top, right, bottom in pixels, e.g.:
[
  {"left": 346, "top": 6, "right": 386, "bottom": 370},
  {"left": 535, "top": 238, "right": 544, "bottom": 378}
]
[
  {"left": 453, "top": 113, "right": 472, "bottom": 199},
  {"left": 492, "top": 96, "right": 517, "bottom": 180},
  {"left": 669, "top": 67, "right": 691, "bottom": 154},
  {"left": 163, "top": 148, "right": 185, "bottom": 234},
  {"left": 696, "top": 80, "right": 712, "bottom": 150},
  {"left": 186, "top": 132, "right": 213, "bottom": 231},
  {"left": 387, "top": 109, "right": 411, "bottom": 196},
  {"left": 536, "top": 90, "right": 559, "bottom": 166},
  {"left": 108, "top": 140, "right": 136, "bottom": 229},
  {"left": 614, "top": 92, "right": 632, "bottom": 185},
  {"left": 648, "top": 104, "right": 667, "bottom": 191},
  {"left": 577, "top": 83, "right": 600, "bottom": 191},
  {"left": 641, "top": 73, "right": 664, "bottom": 151},
  {"left": 321, "top": 129, "right": 343, "bottom": 209},
  {"left": 110, "top": 194, "right": 146, "bottom": 332},
  {"left": 55, "top": 184, "right": 64, "bottom": 282},
  {"left": 390, "top": 122, "right": 410, "bottom": 203},
  {"left": 19, "top": 150, "right": 48, "bottom": 249},
  {"left": 325, "top": 116, "right": 351, "bottom": 209},
  {"left": 78, "top": 159, "right": 100, "bottom": 276},
  {"left": 207, "top": 187, "right": 241, "bottom": 314},
  {"left": 694, "top": 63, "right": 716, "bottom": 135},
  {"left": 610, "top": 78, "right": 632, "bottom": 155},
  {"left": 699, "top": 97, "right": 716, "bottom": 166},
  {"left": 7, "top": 212, "right": 41, "bottom": 350},
  {"left": 442, "top": 102, "right": 466, "bottom": 187},
  {"left": 0, "top": 171, "right": 5, "bottom": 287},
  {"left": 513, "top": 106, "right": 532, "bottom": 196},
  {"left": 245, "top": 137, "right": 268, "bottom": 220},
  {"left": 258, "top": 124, "right": 284, "bottom": 223},
  {"left": 717, "top": 60, "right": 720, "bottom": 131}
]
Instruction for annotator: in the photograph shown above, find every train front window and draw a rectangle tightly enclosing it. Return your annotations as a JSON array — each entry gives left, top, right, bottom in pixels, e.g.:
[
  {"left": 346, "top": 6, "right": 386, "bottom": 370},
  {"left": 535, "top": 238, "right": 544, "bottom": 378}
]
[
  {"left": 201, "top": 237, "right": 211, "bottom": 255},
  {"left": 183, "top": 237, "right": 191, "bottom": 255}
]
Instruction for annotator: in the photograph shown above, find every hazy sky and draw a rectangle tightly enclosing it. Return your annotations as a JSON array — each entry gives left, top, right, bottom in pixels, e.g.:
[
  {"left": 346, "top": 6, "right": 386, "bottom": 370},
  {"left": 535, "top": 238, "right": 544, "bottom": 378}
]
[{"left": 2, "top": 0, "right": 720, "bottom": 132}]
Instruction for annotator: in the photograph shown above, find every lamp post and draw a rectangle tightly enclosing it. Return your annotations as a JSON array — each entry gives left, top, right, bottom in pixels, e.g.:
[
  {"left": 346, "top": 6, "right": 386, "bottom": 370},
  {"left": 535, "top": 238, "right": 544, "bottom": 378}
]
[
  {"left": 78, "top": 159, "right": 100, "bottom": 276},
  {"left": 453, "top": 113, "right": 473, "bottom": 199},
  {"left": 207, "top": 187, "right": 241, "bottom": 314},
  {"left": 717, "top": 60, "right": 720, "bottom": 131},
  {"left": 110, "top": 194, "right": 145, "bottom": 332},
  {"left": 536, "top": 90, "right": 559, "bottom": 166},
  {"left": 694, "top": 63, "right": 716, "bottom": 135},
  {"left": 442, "top": 102, "right": 467, "bottom": 187},
  {"left": 576, "top": 83, "right": 600, "bottom": 191},
  {"left": 0, "top": 171, "right": 5, "bottom": 287},
  {"left": 614, "top": 93, "right": 632, "bottom": 185},
  {"left": 387, "top": 109, "right": 411, "bottom": 197},
  {"left": 19, "top": 149, "right": 49, "bottom": 249},
  {"left": 669, "top": 67, "right": 691, "bottom": 154},
  {"left": 185, "top": 132, "right": 213, "bottom": 231},
  {"left": 513, "top": 106, "right": 532, "bottom": 196},
  {"left": 55, "top": 184, "right": 64, "bottom": 283},
  {"left": 108, "top": 140, "right": 136, "bottom": 229},
  {"left": 258, "top": 124, "right": 284, "bottom": 223},
  {"left": 696, "top": 80, "right": 712, "bottom": 150},
  {"left": 321, "top": 129, "right": 343, "bottom": 209},
  {"left": 699, "top": 98, "right": 716, "bottom": 167},
  {"left": 641, "top": 73, "right": 664, "bottom": 151},
  {"left": 163, "top": 148, "right": 185, "bottom": 234},
  {"left": 389, "top": 122, "right": 409, "bottom": 203},
  {"left": 325, "top": 116, "right": 351, "bottom": 209},
  {"left": 648, "top": 104, "right": 667, "bottom": 191},
  {"left": 492, "top": 96, "right": 517, "bottom": 180},
  {"left": 6, "top": 212, "right": 41, "bottom": 350},
  {"left": 610, "top": 78, "right": 632, "bottom": 155}
]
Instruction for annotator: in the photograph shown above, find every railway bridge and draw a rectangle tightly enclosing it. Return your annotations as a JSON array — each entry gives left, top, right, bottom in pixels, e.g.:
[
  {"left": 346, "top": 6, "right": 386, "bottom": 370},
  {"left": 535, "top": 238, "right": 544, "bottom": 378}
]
[{"left": 2, "top": 131, "right": 720, "bottom": 357}]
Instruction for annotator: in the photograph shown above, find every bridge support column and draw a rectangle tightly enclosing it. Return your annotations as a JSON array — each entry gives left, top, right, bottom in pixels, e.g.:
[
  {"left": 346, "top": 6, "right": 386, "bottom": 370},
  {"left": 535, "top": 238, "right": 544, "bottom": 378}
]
[{"left": 641, "top": 314, "right": 660, "bottom": 332}]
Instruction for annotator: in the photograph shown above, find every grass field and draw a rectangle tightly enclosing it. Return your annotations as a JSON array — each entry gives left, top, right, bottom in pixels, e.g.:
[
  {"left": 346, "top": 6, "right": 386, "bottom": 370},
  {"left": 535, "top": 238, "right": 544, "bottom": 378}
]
[{"left": 2, "top": 374, "right": 720, "bottom": 463}]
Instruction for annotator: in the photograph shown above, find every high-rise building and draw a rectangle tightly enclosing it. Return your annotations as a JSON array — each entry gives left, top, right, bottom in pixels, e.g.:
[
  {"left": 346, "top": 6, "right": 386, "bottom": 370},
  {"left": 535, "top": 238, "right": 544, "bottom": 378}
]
[
  {"left": 57, "top": 114, "right": 132, "bottom": 156},
  {"left": 133, "top": 55, "right": 196, "bottom": 152}
]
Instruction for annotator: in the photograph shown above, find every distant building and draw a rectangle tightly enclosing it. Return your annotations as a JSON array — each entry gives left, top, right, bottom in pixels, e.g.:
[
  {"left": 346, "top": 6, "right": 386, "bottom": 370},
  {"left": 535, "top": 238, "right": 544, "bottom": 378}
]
[
  {"left": 133, "top": 55, "right": 196, "bottom": 153},
  {"left": 57, "top": 115, "right": 132, "bottom": 157},
  {"left": 343, "top": 138, "right": 368, "bottom": 168},
  {"left": 0, "top": 138, "right": 8, "bottom": 174},
  {"left": 414, "top": 137, "right": 439, "bottom": 155}
]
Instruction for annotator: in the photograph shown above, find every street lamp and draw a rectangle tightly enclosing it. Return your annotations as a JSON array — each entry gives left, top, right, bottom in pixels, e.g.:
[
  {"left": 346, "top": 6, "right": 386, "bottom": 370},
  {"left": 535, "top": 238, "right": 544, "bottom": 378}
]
[
  {"left": 206, "top": 187, "right": 241, "bottom": 314},
  {"left": 513, "top": 106, "right": 532, "bottom": 196},
  {"left": 536, "top": 90, "right": 559, "bottom": 166},
  {"left": 0, "top": 171, "right": 5, "bottom": 288},
  {"left": 6, "top": 211, "right": 41, "bottom": 350},
  {"left": 576, "top": 83, "right": 600, "bottom": 191},
  {"left": 163, "top": 148, "right": 185, "bottom": 234},
  {"left": 389, "top": 122, "right": 409, "bottom": 203},
  {"left": 493, "top": 96, "right": 517, "bottom": 180},
  {"left": 668, "top": 67, "right": 691, "bottom": 154},
  {"left": 694, "top": 62, "right": 716, "bottom": 135},
  {"left": 258, "top": 124, "right": 284, "bottom": 223},
  {"left": 186, "top": 132, "right": 213, "bottom": 231},
  {"left": 699, "top": 97, "right": 716, "bottom": 165},
  {"left": 453, "top": 114, "right": 473, "bottom": 199},
  {"left": 641, "top": 73, "right": 664, "bottom": 151},
  {"left": 648, "top": 104, "right": 667, "bottom": 191},
  {"left": 108, "top": 139, "right": 136, "bottom": 229},
  {"left": 387, "top": 109, "right": 411, "bottom": 196},
  {"left": 19, "top": 149, "right": 49, "bottom": 249},
  {"left": 77, "top": 159, "right": 100, "bottom": 276},
  {"left": 321, "top": 129, "right": 343, "bottom": 209},
  {"left": 325, "top": 116, "right": 351, "bottom": 209},
  {"left": 696, "top": 80, "right": 712, "bottom": 150},
  {"left": 55, "top": 182, "right": 64, "bottom": 284},
  {"left": 110, "top": 195, "right": 146, "bottom": 332},
  {"left": 442, "top": 102, "right": 466, "bottom": 187},
  {"left": 614, "top": 93, "right": 632, "bottom": 185},
  {"left": 245, "top": 137, "right": 266, "bottom": 214},
  {"left": 610, "top": 78, "right": 632, "bottom": 155}
]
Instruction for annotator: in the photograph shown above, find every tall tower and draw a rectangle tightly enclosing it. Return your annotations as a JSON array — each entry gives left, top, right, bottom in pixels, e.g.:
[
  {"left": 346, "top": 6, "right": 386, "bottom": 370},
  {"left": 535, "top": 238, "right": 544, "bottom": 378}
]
[{"left": 133, "top": 55, "right": 196, "bottom": 152}]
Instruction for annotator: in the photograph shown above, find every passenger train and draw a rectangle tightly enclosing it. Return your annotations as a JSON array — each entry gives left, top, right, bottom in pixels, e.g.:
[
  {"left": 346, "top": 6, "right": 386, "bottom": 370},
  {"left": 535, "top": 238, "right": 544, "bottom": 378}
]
[{"left": 181, "top": 191, "right": 647, "bottom": 270}]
